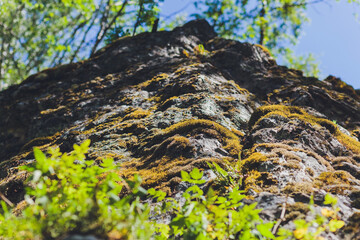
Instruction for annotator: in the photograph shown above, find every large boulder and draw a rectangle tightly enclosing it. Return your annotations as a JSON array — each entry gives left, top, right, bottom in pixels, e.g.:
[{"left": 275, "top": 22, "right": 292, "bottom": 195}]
[{"left": 0, "top": 20, "right": 359, "bottom": 239}]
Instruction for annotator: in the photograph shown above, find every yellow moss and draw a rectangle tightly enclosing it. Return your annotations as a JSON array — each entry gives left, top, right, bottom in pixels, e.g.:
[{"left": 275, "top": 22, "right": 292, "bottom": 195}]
[
  {"left": 335, "top": 132, "right": 360, "bottom": 154},
  {"left": 312, "top": 170, "right": 359, "bottom": 194},
  {"left": 226, "top": 80, "right": 250, "bottom": 95},
  {"left": 170, "top": 136, "right": 190, "bottom": 148},
  {"left": 122, "top": 108, "right": 152, "bottom": 121},
  {"left": 173, "top": 64, "right": 200, "bottom": 76},
  {"left": 20, "top": 132, "right": 60, "bottom": 152},
  {"left": 117, "top": 140, "right": 127, "bottom": 148},
  {"left": 214, "top": 95, "right": 237, "bottom": 101},
  {"left": 105, "top": 122, "right": 146, "bottom": 136},
  {"left": 13, "top": 200, "right": 28, "bottom": 216},
  {"left": 79, "top": 108, "right": 151, "bottom": 135},
  {"left": 240, "top": 148, "right": 302, "bottom": 181},
  {"left": 250, "top": 142, "right": 333, "bottom": 170},
  {"left": 315, "top": 170, "right": 356, "bottom": 186},
  {"left": 137, "top": 73, "right": 169, "bottom": 89},
  {"left": 40, "top": 105, "right": 67, "bottom": 115},
  {"left": 143, "top": 135, "right": 192, "bottom": 161},
  {"left": 231, "top": 128, "right": 245, "bottom": 137},
  {"left": 250, "top": 105, "right": 360, "bottom": 154},
  {"left": 343, "top": 212, "right": 360, "bottom": 235},
  {"left": 162, "top": 119, "right": 242, "bottom": 157},
  {"left": 243, "top": 170, "right": 277, "bottom": 193},
  {"left": 274, "top": 148, "right": 302, "bottom": 162},
  {"left": 282, "top": 160, "right": 301, "bottom": 169},
  {"left": 323, "top": 185, "right": 358, "bottom": 195},
  {"left": 0, "top": 170, "right": 28, "bottom": 186},
  {"left": 352, "top": 129, "right": 360, "bottom": 138},
  {"left": 241, "top": 152, "right": 268, "bottom": 171},
  {"left": 258, "top": 111, "right": 288, "bottom": 124},
  {"left": 174, "top": 67, "right": 187, "bottom": 75},
  {"left": 120, "top": 157, "right": 224, "bottom": 191},
  {"left": 243, "top": 170, "right": 262, "bottom": 192},
  {"left": 249, "top": 105, "right": 303, "bottom": 127},
  {"left": 283, "top": 182, "right": 316, "bottom": 196},
  {"left": 305, "top": 167, "right": 315, "bottom": 177},
  {"left": 254, "top": 44, "right": 274, "bottom": 57},
  {"left": 284, "top": 202, "right": 310, "bottom": 222},
  {"left": 160, "top": 94, "right": 200, "bottom": 108},
  {"left": 325, "top": 76, "right": 359, "bottom": 100},
  {"left": 144, "top": 96, "right": 161, "bottom": 103}
]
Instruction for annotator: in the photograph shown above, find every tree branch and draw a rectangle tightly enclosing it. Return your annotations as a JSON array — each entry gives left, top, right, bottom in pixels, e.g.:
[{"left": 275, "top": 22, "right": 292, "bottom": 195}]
[
  {"left": 132, "top": 0, "right": 144, "bottom": 36},
  {"left": 51, "top": 13, "right": 85, "bottom": 66},
  {"left": 89, "top": 0, "right": 128, "bottom": 57},
  {"left": 70, "top": 13, "right": 99, "bottom": 63},
  {"left": 0, "top": 39, "right": 4, "bottom": 81},
  {"left": 259, "top": 0, "right": 266, "bottom": 45},
  {"left": 269, "top": 0, "right": 327, "bottom": 12}
]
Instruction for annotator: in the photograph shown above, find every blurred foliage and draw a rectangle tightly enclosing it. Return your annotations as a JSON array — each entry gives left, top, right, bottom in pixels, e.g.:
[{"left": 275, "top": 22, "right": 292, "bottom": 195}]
[
  {"left": 191, "top": 0, "right": 358, "bottom": 77},
  {"left": 0, "top": 140, "right": 345, "bottom": 239},
  {"left": 284, "top": 49, "right": 321, "bottom": 78},
  {"left": 0, "top": 0, "right": 359, "bottom": 89},
  {"left": 0, "top": 0, "right": 163, "bottom": 89},
  {"left": 0, "top": 140, "right": 154, "bottom": 239}
]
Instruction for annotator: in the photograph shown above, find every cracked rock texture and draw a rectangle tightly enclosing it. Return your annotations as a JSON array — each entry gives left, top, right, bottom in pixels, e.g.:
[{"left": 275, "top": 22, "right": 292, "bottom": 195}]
[{"left": 1, "top": 20, "right": 360, "bottom": 239}]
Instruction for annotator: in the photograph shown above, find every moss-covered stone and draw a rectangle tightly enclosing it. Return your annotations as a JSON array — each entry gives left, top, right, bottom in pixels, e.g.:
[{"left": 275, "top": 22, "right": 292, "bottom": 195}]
[
  {"left": 250, "top": 105, "right": 360, "bottom": 154},
  {"left": 0, "top": 20, "right": 359, "bottom": 239}
]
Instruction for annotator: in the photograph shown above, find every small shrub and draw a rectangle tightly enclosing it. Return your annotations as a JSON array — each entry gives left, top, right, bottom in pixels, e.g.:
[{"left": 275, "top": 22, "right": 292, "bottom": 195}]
[
  {"left": 279, "top": 194, "right": 345, "bottom": 240},
  {"left": 0, "top": 140, "right": 345, "bottom": 239},
  {"left": 149, "top": 167, "right": 276, "bottom": 239},
  {"left": 0, "top": 140, "right": 154, "bottom": 239},
  {"left": 194, "top": 44, "right": 210, "bottom": 56}
]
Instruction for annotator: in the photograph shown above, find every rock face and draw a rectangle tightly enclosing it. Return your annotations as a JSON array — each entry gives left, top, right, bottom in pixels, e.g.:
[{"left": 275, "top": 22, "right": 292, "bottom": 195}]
[{"left": 0, "top": 20, "right": 360, "bottom": 238}]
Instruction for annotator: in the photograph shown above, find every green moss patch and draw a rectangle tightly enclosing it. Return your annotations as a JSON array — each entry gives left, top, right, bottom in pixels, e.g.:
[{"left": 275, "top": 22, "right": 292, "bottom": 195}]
[
  {"left": 162, "top": 119, "right": 242, "bottom": 157},
  {"left": 249, "top": 105, "right": 360, "bottom": 154}
]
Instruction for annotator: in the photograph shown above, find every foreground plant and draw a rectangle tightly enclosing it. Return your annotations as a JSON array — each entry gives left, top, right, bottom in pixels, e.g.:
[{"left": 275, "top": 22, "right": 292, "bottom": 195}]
[
  {"left": 284, "top": 194, "right": 345, "bottom": 240},
  {"left": 0, "top": 140, "right": 345, "bottom": 239},
  {"left": 150, "top": 167, "right": 276, "bottom": 239},
  {"left": 0, "top": 140, "right": 153, "bottom": 239}
]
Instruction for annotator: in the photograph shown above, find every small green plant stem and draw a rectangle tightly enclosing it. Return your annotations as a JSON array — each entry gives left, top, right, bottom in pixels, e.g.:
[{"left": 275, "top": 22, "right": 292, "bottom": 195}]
[
  {"left": 0, "top": 192, "right": 14, "bottom": 207},
  {"left": 272, "top": 201, "right": 287, "bottom": 235}
]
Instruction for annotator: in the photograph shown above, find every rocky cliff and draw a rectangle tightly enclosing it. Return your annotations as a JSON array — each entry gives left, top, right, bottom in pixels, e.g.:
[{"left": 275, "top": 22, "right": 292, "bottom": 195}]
[{"left": 0, "top": 20, "right": 360, "bottom": 239}]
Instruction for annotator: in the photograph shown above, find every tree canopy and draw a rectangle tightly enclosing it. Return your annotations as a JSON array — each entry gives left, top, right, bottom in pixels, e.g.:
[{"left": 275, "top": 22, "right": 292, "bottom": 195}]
[{"left": 0, "top": 0, "right": 359, "bottom": 90}]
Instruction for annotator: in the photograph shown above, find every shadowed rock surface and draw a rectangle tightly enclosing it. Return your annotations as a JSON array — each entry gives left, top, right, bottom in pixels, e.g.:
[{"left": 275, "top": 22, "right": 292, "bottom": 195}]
[{"left": 1, "top": 20, "right": 360, "bottom": 239}]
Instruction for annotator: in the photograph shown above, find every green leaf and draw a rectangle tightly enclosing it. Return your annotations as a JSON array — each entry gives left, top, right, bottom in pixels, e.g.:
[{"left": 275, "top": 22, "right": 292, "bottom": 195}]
[
  {"left": 190, "top": 168, "right": 203, "bottom": 180},
  {"left": 33, "top": 148, "right": 46, "bottom": 165},
  {"left": 55, "top": 45, "right": 67, "bottom": 51},
  {"left": 0, "top": 201, "right": 9, "bottom": 214},
  {"left": 185, "top": 185, "right": 203, "bottom": 197},
  {"left": 257, "top": 222, "right": 275, "bottom": 239},
  {"left": 181, "top": 170, "right": 190, "bottom": 181},
  {"left": 216, "top": 196, "right": 227, "bottom": 204},
  {"left": 170, "top": 216, "right": 186, "bottom": 233},
  {"left": 328, "top": 219, "right": 345, "bottom": 232},
  {"left": 80, "top": 139, "right": 91, "bottom": 150},
  {"left": 148, "top": 188, "right": 156, "bottom": 196},
  {"left": 101, "top": 157, "right": 115, "bottom": 168},
  {"left": 324, "top": 193, "right": 338, "bottom": 206}
]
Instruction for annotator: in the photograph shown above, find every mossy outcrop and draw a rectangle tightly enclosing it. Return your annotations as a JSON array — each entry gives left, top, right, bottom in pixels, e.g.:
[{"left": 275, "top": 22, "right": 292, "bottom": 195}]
[{"left": 0, "top": 20, "right": 360, "bottom": 239}]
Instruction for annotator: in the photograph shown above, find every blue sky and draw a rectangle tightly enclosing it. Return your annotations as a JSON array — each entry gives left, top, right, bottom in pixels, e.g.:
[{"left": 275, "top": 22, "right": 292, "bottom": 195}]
[
  {"left": 160, "top": 1, "right": 360, "bottom": 89},
  {"left": 295, "top": 1, "right": 360, "bottom": 89}
]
